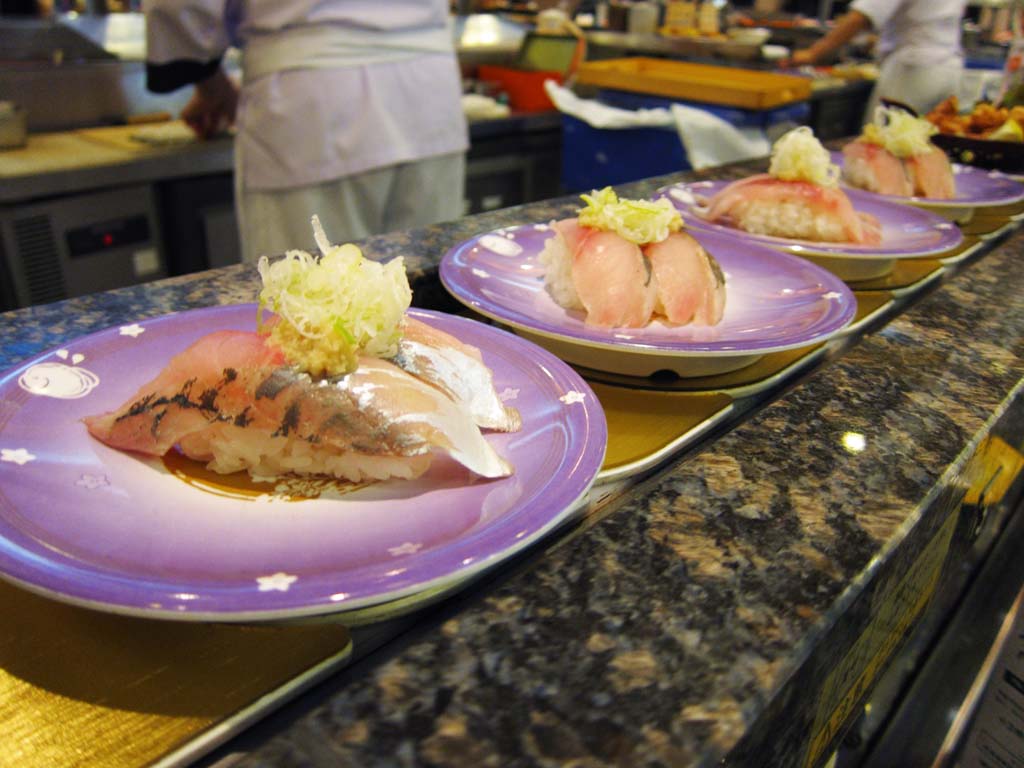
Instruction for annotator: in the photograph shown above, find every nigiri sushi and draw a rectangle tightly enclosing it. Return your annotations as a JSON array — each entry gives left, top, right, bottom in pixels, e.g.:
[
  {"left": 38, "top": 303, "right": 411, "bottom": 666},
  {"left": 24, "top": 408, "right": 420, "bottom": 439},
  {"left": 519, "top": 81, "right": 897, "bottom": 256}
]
[
  {"left": 85, "top": 330, "right": 513, "bottom": 482},
  {"left": 540, "top": 188, "right": 726, "bottom": 328},
  {"left": 903, "top": 145, "right": 956, "bottom": 199},
  {"left": 698, "top": 127, "right": 882, "bottom": 246},
  {"left": 646, "top": 232, "right": 726, "bottom": 326},
  {"left": 841, "top": 139, "right": 913, "bottom": 197},
  {"left": 85, "top": 217, "right": 518, "bottom": 483},
  {"left": 391, "top": 317, "right": 521, "bottom": 433},
  {"left": 570, "top": 227, "right": 659, "bottom": 328},
  {"left": 699, "top": 174, "right": 882, "bottom": 245},
  {"left": 842, "top": 106, "right": 955, "bottom": 199}
]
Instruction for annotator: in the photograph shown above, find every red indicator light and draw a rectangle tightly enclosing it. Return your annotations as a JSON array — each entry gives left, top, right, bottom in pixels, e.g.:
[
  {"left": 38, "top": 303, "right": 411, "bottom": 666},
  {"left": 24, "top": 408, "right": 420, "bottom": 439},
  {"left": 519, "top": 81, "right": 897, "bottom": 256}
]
[{"left": 102, "top": 233, "right": 114, "bottom": 247}]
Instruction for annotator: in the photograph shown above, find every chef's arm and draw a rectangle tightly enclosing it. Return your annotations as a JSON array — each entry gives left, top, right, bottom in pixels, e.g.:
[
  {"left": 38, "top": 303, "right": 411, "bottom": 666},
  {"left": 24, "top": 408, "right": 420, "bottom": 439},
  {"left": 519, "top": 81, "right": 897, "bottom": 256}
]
[
  {"left": 142, "top": 0, "right": 237, "bottom": 137},
  {"left": 783, "top": 10, "right": 872, "bottom": 67}
]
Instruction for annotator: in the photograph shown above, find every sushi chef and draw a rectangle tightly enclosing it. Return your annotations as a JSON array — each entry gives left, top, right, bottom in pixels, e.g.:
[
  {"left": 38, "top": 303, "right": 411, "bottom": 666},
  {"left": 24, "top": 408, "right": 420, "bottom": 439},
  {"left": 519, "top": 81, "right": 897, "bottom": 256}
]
[
  {"left": 784, "top": 0, "right": 968, "bottom": 120},
  {"left": 144, "top": 0, "right": 468, "bottom": 263}
]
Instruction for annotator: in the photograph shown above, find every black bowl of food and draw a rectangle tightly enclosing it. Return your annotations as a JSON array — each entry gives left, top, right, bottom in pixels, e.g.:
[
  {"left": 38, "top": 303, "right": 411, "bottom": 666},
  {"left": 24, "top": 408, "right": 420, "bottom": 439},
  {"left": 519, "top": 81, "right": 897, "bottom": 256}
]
[{"left": 931, "top": 132, "right": 1024, "bottom": 173}]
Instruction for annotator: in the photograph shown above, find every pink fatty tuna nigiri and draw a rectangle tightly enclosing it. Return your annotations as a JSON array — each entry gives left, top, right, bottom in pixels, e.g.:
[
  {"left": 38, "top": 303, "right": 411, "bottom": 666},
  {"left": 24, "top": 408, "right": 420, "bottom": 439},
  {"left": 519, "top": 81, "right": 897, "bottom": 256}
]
[
  {"left": 842, "top": 140, "right": 955, "bottom": 199},
  {"left": 84, "top": 329, "right": 514, "bottom": 482},
  {"left": 540, "top": 219, "right": 725, "bottom": 328},
  {"left": 699, "top": 174, "right": 883, "bottom": 246}
]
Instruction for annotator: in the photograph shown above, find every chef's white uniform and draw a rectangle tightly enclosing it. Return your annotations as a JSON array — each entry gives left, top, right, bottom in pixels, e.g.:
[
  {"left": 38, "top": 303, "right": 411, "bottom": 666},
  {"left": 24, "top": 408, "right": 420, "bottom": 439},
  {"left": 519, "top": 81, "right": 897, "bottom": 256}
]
[
  {"left": 851, "top": 0, "right": 968, "bottom": 120},
  {"left": 144, "top": 0, "right": 469, "bottom": 262}
]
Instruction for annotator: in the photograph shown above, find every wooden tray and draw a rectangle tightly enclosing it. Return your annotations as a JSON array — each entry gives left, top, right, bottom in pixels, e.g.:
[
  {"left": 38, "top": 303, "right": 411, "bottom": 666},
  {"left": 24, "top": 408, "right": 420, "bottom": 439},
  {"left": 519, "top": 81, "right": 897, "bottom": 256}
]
[{"left": 575, "top": 57, "right": 811, "bottom": 109}]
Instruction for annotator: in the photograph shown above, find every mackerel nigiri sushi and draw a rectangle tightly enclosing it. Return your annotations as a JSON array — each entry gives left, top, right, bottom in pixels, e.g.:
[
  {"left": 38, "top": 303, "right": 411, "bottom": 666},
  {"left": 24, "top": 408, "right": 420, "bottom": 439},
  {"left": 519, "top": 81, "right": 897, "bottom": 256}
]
[
  {"left": 84, "top": 330, "right": 512, "bottom": 481},
  {"left": 698, "top": 127, "right": 882, "bottom": 246},
  {"left": 85, "top": 217, "right": 519, "bottom": 483},
  {"left": 540, "top": 188, "right": 726, "bottom": 329}
]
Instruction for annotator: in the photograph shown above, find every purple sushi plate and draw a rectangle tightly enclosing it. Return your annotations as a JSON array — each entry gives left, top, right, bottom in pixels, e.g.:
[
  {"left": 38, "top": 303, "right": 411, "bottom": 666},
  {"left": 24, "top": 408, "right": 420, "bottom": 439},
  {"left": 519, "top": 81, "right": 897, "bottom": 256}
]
[
  {"left": 829, "top": 150, "right": 1024, "bottom": 208},
  {"left": 655, "top": 179, "right": 963, "bottom": 258},
  {"left": 440, "top": 225, "right": 856, "bottom": 363},
  {"left": 0, "top": 305, "right": 606, "bottom": 621}
]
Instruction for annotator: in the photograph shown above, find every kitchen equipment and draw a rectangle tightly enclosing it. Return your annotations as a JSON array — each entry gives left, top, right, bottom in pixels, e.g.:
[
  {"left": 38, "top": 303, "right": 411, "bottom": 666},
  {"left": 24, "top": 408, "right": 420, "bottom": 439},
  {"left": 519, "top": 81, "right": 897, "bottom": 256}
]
[
  {"left": 606, "top": 2, "right": 630, "bottom": 31},
  {"left": 553, "top": 78, "right": 808, "bottom": 191},
  {"left": 0, "top": 18, "right": 194, "bottom": 132},
  {"left": 760, "top": 43, "right": 790, "bottom": 61},
  {"left": 697, "top": 0, "right": 721, "bottom": 36},
  {"left": 0, "top": 183, "right": 166, "bottom": 308},
  {"left": 664, "top": 0, "right": 698, "bottom": 30},
  {"left": 536, "top": 7, "right": 571, "bottom": 34},
  {"left": 727, "top": 26, "right": 772, "bottom": 45},
  {"left": 627, "top": 2, "right": 660, "bottom": 35},
  {"left": 516, "top": 30, "right": 585, "bottom": 76},
  {"left": 0, "top": 103, "right": 27, "bottom": 150},
  {"left": 474, "top": 30, "right": 583, "bottom": 113},
  {"left": 0, "top": 18, "right": 114, "bottom": 63}
]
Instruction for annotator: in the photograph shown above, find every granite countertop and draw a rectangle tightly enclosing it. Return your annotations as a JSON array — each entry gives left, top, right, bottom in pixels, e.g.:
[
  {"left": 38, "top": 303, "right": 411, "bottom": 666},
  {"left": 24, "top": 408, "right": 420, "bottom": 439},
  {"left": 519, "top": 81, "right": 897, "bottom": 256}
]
[{"left": 1, "top": 161, "right": 1023, "bottom": 768}]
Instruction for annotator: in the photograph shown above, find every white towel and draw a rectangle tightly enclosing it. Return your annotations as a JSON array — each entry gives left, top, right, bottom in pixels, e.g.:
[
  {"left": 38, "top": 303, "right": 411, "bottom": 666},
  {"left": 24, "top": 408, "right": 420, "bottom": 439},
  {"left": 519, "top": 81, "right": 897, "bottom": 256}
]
[
  {"left": 669, "top": 103, "right": 770, "bottom": 170},
  {"left": 544, "top": 80, "right": 673, "bottom": 128}
]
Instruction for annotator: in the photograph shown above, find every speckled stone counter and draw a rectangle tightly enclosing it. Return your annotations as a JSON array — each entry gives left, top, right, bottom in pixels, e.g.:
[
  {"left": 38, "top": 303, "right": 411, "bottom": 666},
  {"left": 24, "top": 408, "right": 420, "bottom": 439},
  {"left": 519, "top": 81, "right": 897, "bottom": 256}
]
[{"left": 1, "top": 161, "right": 1023, "bottom": 768}]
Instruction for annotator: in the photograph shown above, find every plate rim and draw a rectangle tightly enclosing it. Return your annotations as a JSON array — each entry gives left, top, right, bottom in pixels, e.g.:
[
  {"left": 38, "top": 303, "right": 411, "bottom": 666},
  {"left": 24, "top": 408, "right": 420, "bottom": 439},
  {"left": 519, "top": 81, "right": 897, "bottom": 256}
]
[{"left": 0, "top": 304, "right": 607, "bottom": 621}]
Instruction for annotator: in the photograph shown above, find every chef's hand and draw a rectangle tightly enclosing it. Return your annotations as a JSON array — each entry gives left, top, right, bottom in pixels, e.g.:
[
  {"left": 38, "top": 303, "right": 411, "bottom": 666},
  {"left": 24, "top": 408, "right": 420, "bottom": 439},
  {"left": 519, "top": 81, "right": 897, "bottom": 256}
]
[
  {"left": 781, "top": 48, "right": 818, "bottom": 68},
  {"left": 182, "top": 68, "right": 238, "bottom": 140}
]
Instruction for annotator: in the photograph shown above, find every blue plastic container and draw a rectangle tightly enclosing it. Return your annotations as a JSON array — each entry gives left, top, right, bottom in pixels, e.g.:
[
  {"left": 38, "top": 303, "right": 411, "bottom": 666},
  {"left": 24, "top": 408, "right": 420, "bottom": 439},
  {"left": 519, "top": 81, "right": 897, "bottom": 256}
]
[
  {"left": 561, "top": 114, "right": 689, "bottom": 192},
  {"left": 560, "top": 88, "right": 811, "bottom": 193}
]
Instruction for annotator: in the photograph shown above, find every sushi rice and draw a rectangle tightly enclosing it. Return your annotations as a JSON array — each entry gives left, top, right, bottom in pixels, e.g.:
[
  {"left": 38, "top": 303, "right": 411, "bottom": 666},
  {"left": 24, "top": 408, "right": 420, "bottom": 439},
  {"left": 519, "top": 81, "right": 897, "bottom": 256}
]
[
  {"left": 728, "top": 198, "right": 852, "bottom": 243},
  {"left": 538, "top": 226, "right": 584, "bottom": 311},
  {"left": 178, "top": 425, "right": 431, "bottom": 482}
]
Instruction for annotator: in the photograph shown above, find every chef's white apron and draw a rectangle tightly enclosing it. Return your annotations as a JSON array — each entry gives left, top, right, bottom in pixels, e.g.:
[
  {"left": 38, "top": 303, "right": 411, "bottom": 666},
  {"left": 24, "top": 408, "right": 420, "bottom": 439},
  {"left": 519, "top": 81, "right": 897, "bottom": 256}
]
[
  {"left": 865, "top": 54, "right": 963, "bottom": 120},
  {"left": 233, "top": 21, "right": 466, "bottom": 262}
]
